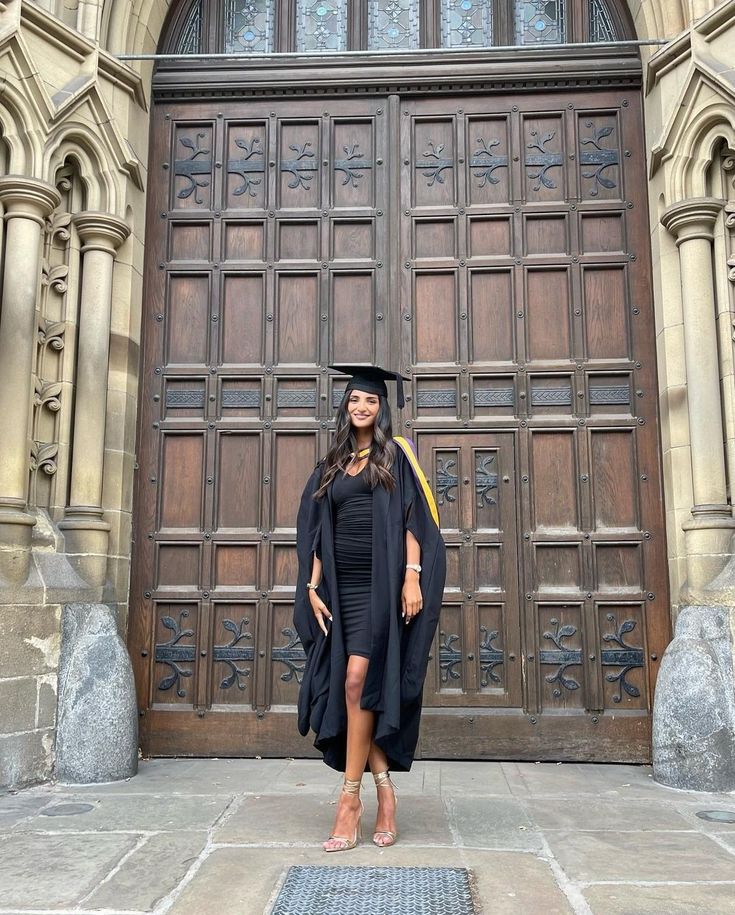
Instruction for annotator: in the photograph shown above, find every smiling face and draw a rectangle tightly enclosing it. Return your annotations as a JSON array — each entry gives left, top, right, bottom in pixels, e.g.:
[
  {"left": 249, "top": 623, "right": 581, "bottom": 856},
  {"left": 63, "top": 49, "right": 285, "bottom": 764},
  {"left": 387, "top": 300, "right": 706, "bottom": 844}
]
[{"left": 347, "top": 388, "right": 380, "bottom": 432}]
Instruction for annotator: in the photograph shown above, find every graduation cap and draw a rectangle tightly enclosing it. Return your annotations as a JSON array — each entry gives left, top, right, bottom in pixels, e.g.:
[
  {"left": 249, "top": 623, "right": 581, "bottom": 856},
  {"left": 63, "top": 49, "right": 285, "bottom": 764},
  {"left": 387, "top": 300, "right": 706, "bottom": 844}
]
[{"left": 328, "top": 364, "right": 409, "bottom": 409}]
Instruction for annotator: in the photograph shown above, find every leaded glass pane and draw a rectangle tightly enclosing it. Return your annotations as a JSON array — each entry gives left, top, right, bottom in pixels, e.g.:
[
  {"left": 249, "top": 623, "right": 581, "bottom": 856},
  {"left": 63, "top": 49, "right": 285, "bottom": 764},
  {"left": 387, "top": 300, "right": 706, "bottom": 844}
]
[
  {"left": 296, "top": 0, "right": 348, "bottom": 52},
  {"left": 176, "top": 0, "right": 203, "bottom": 53},
  {"left": 441, "top": 0, "right": 492, "bottom": 48},
  {"left": 225, "top": 0, "right": 275, "bottom": 53},
  {"left": 367, "top": 0, "right": 420, "bottom": 51},
  {"left": 589, "top": 0, "right": 617, "bottom": 41},
  {"left": 514, "top": 0, "right": 566, "bottom": 44}
]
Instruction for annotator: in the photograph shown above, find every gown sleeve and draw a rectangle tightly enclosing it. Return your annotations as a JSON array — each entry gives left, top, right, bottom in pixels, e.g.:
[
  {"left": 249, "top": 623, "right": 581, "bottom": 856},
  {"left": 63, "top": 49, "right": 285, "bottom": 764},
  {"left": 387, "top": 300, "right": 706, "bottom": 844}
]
[
  {"left": 294, "top": 462, "right": 325, "bottom": 657},
  {"left": 395, "top": 443, "right": 447, "bottom": 704}
]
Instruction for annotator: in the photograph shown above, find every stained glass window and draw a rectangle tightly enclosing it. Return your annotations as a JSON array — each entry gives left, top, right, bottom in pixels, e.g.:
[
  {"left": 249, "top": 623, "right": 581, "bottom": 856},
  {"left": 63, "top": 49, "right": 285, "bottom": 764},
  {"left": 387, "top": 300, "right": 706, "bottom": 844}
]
[
  {"left": 225, "top": 0, "right": 275, "bottom": 53},
  {"left": 441, "top": 0, "right": 492, "bottom": 48},
  {"left": 176, "top": 0, "right": 203, "bottom": 53},
  {"left": 589, "top": 0, "right": 616, "bottom": 41},
  {"left": 173, "top": 0, "right": 622, "bottom": 56},
  {"left": 297, "top": 0, "right": 348, "bottom": 52},
  {"left": 514, "top": 0, "right": 566, "bottom": 44},
  {"left": 367, "top": 0, "right": 420, "bottom": 51}
]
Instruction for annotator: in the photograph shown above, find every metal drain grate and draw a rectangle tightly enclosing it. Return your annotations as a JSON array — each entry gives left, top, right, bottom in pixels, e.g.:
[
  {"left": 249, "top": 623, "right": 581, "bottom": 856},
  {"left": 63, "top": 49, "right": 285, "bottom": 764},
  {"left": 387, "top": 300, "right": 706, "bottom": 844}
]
[{"left": 270, "top": 866, "right": 476, "bottom": 915}]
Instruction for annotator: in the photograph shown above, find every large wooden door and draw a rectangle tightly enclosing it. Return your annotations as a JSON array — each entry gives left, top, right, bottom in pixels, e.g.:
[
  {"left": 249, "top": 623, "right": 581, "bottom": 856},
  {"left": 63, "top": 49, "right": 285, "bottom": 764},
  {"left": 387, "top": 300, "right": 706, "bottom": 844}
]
[
  {"left": 400, "top": 94, "right": 669, "bottom": 759},
  {"left": 130, "top": 85, "right": 669, "bottom": 761}
]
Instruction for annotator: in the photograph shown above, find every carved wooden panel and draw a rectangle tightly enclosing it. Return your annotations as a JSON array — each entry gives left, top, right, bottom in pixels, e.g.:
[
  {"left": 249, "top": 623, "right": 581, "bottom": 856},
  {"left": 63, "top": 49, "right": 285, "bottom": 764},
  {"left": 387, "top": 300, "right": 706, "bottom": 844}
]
[{"left": 418, "top": 432, "right": 521, "bottom": 708}]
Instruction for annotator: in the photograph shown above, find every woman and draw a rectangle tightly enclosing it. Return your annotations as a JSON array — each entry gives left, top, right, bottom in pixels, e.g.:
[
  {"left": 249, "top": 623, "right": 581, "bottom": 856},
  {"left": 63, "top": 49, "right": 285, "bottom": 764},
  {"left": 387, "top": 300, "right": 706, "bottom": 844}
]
[{"left": 294, "top": 364, "right": 446, "bottom": 852}]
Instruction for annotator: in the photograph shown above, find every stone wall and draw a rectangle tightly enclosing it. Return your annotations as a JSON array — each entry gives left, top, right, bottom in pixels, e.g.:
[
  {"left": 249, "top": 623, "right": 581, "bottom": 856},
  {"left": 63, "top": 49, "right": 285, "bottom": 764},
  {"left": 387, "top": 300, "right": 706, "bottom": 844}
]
[{"left": 0, "top": 0, "right": 146, "bottom": 788}]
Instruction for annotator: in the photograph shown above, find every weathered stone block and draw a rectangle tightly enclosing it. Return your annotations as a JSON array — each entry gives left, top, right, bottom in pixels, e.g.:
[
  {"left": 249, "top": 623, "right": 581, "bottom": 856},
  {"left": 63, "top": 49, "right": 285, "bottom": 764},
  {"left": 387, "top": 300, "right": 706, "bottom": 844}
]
[
  {"left": 56, "top": 602, "right": 138, "bottom": 784},
  {"left": 37, "top": 675, "right": 58, "bottom": 729},
  {"left": 0, "top": 729, "right": 54, "bottom": 790},
  {"left": 0, "top": 677, "right": 38, "bottom": 732},
  {"left": 0, "top": 604, "right": 60, "bottom": 678},
  {"left": 653, "top": 605, "right": 735, "bottom": 792}
]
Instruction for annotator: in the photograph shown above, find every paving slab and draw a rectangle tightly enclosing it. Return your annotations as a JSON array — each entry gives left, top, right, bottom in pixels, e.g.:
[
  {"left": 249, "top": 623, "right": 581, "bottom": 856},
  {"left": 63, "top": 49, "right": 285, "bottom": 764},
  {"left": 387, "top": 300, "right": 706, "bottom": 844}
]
[
  {"left": 439, "top": 761, "right": 512, "bottom": 797},
  {"left": 215, "top": 792, "right": 453, "bottom": 847},
  {"left": 168, "top": 845, "right": 571, "bottom": 915},
  {"left": 524, "top": 797, "right": 693, "bottom": 832},
  {"left": 213, "top": 793, "right": 341, "bottom": 844},
  {"left": 545, "top": 829, "right": 735, "bottom": 883},
  {"left": 0, "top": 832, "right": 137, "bottom": 908},
  {"left": 448, "top": 797, "right": 542, "bottom": 851},
  {"left": 464, "top": 849, "right": 574, "bottom": 915},
  {"left": 674, "top": 802, "right": 735, "bottom": 832},
  {"left": 84, "top": 831, "right": 208, "bottom": 911},
  {"left": 503, "top": 762, "right": 673, "bottom": 799},
  {"left": 583, "top": 882, "right": 735, "bottom": 914},
  {"left": 379, "top": 795, "right": 452, "bottom": 846},
  {"left": 61, "top": 757, "right": 291, "bottom": 796},
  {"left": 714, "top": 832, "right": 735, "bottom": 852},
  {"left": 15, "top": 792, "right": 234, "bottom": 833},
  {"left": 0, "top": 791, "right": 53, "bottom": 829}
]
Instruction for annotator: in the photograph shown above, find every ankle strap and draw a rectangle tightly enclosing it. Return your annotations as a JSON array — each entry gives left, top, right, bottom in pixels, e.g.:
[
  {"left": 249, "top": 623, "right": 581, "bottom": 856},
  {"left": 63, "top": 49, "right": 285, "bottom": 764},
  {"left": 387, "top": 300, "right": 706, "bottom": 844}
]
[
  {"left": 342, "top": 778, "right": 362, "bottom": 795},
  {"left": 373, "top": 770, "right": 392, "bottom": 787}
]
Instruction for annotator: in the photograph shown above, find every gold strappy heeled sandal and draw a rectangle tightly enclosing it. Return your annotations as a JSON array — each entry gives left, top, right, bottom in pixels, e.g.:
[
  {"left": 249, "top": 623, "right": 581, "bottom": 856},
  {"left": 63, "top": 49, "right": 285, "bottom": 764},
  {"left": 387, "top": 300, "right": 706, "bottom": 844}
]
[
  {"left": 372, "top": 770, "right": 398, "bottom": 847},
  {"left": 323, "top": 778, "right": 363, "bottom": 853}
]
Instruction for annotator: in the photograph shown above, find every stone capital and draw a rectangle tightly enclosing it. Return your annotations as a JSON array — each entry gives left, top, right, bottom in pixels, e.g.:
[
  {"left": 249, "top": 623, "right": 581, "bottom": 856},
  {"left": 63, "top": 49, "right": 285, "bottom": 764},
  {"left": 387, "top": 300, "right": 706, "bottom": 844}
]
[
  {"left": 73, "top": 212, "right": 131, "bottom": 255},
  {"left": 661, "top": 197, "right": 725, "bottom": 245},
  {"left": 0, "top": 176, "right": 60, "bottom": 226}
]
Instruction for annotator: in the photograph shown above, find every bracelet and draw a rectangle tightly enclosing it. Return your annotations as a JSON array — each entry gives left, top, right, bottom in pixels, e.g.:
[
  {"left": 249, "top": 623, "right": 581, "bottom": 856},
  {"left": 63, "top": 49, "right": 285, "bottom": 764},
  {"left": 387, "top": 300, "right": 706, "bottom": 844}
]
[{"left": 306, "top": 582, "right": 319, "bottom": 591}]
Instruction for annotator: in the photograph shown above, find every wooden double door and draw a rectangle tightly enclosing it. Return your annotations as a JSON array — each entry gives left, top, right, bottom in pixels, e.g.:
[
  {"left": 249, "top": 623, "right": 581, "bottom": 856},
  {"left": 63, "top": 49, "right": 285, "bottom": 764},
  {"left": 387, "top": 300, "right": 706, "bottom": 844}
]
[{"left": 130, "top": 86, "right": 670, "bottom": 761}]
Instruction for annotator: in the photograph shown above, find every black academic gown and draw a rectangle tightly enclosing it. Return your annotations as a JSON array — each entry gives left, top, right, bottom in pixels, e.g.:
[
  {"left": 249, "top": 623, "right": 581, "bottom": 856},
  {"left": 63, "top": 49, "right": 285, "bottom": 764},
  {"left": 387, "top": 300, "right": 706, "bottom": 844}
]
[{"left": 294, "top": 442, "right": 446, "bottom": 772}]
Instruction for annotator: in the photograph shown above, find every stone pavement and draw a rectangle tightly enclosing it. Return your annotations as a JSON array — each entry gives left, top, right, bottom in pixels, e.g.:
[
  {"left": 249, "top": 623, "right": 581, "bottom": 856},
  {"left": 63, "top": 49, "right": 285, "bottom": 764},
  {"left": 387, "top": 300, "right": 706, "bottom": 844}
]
[{"left": 1, "top": 759, "right": 734, "bottom": 915}]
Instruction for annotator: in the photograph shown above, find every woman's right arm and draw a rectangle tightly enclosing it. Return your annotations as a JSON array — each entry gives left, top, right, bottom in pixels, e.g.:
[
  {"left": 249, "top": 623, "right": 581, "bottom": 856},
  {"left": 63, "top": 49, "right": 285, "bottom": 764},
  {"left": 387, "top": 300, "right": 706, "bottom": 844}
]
[{"left": 307, "top": 554, "right": 332, "bottom": 635}]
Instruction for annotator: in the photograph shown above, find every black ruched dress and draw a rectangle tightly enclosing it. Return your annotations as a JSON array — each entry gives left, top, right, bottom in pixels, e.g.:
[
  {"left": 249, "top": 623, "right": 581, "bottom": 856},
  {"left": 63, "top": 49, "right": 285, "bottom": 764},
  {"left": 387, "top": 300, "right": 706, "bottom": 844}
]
[{"left": 332, "top": 468, "right": 373, "bottom": 658}]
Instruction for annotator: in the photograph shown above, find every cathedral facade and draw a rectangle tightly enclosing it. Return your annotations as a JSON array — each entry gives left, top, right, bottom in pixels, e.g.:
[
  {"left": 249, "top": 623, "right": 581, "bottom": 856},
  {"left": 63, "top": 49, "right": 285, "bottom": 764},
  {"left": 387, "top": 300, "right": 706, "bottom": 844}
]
[{"left": 1, "top": 0, "right": 734, "bottom": 789}]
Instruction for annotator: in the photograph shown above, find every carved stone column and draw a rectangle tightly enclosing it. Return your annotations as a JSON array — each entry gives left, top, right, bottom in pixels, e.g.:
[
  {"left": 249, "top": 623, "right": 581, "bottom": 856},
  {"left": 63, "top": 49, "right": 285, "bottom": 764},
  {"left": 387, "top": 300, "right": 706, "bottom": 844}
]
[
  {"left": 661, "top": 198, "right": 735, "bottom": 597},
  {"left": 59, "top": 212, "right": 130, "bottom": 586},
  {"left": 0, "top": 177, "right": 60, "bottom": 582}
]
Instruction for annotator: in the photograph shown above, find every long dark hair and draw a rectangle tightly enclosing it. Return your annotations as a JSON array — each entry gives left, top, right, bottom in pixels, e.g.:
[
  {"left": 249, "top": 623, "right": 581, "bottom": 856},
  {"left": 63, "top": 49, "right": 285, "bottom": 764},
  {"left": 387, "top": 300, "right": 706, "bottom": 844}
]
[{"left": 314, "top": 391, "right": 396, "bottom": 499}]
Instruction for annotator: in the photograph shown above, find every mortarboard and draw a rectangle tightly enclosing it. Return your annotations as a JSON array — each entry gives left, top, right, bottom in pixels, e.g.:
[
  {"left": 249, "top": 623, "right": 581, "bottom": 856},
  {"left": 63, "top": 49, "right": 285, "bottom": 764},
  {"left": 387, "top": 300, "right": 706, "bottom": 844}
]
[{"left": 328, "top": 364, "right": 409, "bottom": 409}]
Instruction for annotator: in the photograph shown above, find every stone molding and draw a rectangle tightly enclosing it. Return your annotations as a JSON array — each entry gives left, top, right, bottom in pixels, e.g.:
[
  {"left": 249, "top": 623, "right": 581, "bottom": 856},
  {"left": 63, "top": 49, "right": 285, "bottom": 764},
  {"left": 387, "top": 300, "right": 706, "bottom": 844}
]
[
  {"left": 0, "top": 176, "right": 61, "bottom": 225},
  {"left": 660, "top": 197, "right": 724, "bottom": 243},
  {"left": 73, "top": 211, "right": 130, "bottom": 255},
  {"left": 0, "top": 7, "right": 144, "bottom": 205}
]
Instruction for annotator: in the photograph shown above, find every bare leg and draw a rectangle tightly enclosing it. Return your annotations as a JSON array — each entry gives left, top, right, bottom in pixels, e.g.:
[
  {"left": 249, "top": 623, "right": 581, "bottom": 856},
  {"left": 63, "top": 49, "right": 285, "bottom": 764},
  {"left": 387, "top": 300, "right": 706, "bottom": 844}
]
[
  {"left": 368, "top": 741, "right": 397, "bottom": 844},
  {"left": 323, "top": 655, "right": 372, "bottom": 851}
]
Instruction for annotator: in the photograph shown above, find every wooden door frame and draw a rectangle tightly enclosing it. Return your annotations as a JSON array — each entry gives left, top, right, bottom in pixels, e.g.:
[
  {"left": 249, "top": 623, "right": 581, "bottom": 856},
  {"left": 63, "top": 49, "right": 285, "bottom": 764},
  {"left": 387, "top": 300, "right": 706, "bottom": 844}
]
[{"left": 130, "top": 47, "right": 670, "bottom": 761}]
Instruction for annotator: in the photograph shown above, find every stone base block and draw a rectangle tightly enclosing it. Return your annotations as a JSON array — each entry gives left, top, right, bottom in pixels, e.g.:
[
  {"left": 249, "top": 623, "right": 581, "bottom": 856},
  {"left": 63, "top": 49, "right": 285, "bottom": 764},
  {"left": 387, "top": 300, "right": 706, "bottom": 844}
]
[
  {"left": 652, "top": 604, "right": 735, "bottom": 792},
  {"left": 0, "top": 729, "right": 54, "bottom": 790},
  {"left": 56, "top": 602, "right": 138, "bottom": 784}
]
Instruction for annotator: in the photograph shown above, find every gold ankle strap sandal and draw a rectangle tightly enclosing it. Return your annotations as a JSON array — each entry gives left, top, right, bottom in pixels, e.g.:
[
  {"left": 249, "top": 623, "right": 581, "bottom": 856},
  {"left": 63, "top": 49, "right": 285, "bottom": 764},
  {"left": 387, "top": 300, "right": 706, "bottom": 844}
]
[
  {"left": 323, "top": 778, "right": 363, "bottom": 853},
  {"left": 372, "top": 770, "right": 398, "bottom": 847}
]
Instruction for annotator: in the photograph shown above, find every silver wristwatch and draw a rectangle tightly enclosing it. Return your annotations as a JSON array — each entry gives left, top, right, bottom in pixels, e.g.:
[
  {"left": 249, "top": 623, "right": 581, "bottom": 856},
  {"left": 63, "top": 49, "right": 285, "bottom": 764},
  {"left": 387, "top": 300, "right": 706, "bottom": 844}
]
[{"left": 405, "top": 563, "right": 421, "bottom": 574}]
